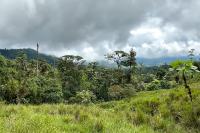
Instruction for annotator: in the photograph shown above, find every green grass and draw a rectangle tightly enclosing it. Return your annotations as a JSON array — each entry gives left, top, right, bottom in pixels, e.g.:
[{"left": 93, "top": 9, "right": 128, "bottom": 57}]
[{"left": 0, "top": 83, "right": 200, "bottom": 133}]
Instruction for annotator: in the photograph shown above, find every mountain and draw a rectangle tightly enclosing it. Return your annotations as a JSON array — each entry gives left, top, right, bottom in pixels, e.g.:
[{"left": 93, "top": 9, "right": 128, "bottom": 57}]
[
  {"left": 0, "top": 48, "right": 57, "bottom": 65},
  {"left": 137, "top": 56, "right": 191, "bottom": 66},
  {"left": 98, "top": 56, "right": 199, "bottom": 67},
  {"left": 0, "top": 48, "right": 199, "bottom": 66}
]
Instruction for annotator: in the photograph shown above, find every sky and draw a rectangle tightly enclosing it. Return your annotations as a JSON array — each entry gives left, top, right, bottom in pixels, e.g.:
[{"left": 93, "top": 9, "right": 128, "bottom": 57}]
[{"left": 0, "top": 0, "right": 200, "bottom": 60}]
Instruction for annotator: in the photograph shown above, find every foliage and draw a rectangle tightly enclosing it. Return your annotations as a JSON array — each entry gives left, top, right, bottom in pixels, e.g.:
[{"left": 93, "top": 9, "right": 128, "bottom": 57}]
[
  {"left": 70, "top": 90, "right": 96, "bottom": 104},
  {"left": 57, "top": 55, "right": 84, "bottom": 100},
  {"left": 160, "top": 80, "right": 172, "bottom": 89},
  {"left": 1, "top": 49, "right": 200, "bottom": 132},
  {"left": 0, "top": 48, "right": 57, "bottom": 65},
  {"left": 108, "top": 84, "right": 135, "bottom": 100},
  {"left": 105, "top": 49, "right": 137, "bottom": 83},
  {"left": 0, "top": 83, "right": 200, "bottom": 133},
  {"left": 170, "top": 60, "right": 199, "bottom": 101},
  {"left": 143, "top": 74, "right": 155, "bottom": 83},
  {"left": 0, "top": 50, "right": 200, "bottom": 105},
  {"left": 105, "top": 50, "right": 128, "bottom": 69},
  {"left": 193, "top": 61, "right": 200, "bottom": 71},
  {"left": 146, "top": 80, "right": 161, "bottom": 91},
  {"left": 0, "top": 54, "right": 63, "bottom": 104}
]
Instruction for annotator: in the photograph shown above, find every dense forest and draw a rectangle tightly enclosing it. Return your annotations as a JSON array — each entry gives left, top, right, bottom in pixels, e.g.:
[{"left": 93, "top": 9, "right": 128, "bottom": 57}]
[
  {"left": 0, "top": 48, "right": 200, "bottom": 133},
  {"left": 0, "top": 48, "right": 200, "bottom": 104}
]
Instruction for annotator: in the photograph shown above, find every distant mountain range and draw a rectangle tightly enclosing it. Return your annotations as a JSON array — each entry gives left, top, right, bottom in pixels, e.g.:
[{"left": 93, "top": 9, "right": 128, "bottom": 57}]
[
  {"left": 136, "top": 56, "right": 197, "bottom": 66},
  {"left": 0, "top": 48, "right": 199, "bottom": 66},
  {"left": 96, "top": 56, "right": 200, "bottom": 67}
]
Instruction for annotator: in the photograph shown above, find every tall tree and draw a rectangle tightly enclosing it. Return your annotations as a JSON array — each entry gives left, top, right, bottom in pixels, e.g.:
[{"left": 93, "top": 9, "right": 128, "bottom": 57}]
[
  {"left": 36, "top": 43, "right": 39, "bottom": 77},
  {"left": 105, "top": 51, "right": 128, "bottom": 69},
  {"left": 121, "top": 48, "right": 137, "bottom": 83},
  {"left": 188, "top": 48, "right": 195, "bottom": 61},
  {"left": 58, "top": 55, "right": 85, "bottom": 100}
]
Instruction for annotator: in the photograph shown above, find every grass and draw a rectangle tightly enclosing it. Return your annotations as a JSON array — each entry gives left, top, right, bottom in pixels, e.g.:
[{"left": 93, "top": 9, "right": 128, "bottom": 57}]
[{"left": 0, "top": 83, "right": 200, "bottom": 133}]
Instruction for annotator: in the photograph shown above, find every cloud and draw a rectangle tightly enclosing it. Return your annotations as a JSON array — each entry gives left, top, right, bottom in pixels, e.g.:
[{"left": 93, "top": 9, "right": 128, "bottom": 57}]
[
  {"left": 0, "top": 0, "right": 200, "bottom": 60},
  {"left": 129, "top": 17, "right": 200, "bottom": 58}
]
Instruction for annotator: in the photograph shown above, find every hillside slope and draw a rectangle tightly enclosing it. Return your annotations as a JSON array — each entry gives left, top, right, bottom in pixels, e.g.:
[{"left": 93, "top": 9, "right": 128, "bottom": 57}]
[
  {"left": 0, "top": 48, "right": 57, "bottom": 65},
  {"left": 0, "top": 83, "right": 200, "bottom": 133}
]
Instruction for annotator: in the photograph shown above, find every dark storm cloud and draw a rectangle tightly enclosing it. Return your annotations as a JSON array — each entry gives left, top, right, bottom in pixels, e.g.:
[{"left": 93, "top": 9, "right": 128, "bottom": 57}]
[
  {"left": 0, "top": 0, "right": 161, "bottom": 47},
  {"left": 154, "top": 0, "right": 200, "bottom": 39},
  {"left": 0, "top": 0, "right": 200, "bottom": 59}
]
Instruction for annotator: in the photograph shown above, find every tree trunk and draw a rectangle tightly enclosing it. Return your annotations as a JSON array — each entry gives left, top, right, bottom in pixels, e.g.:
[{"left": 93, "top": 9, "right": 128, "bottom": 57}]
[
  {"left": 182, "top": 71, "right": 193, "bottom": 102},
  {"left": 126, "top": 63, "right": 132, "bottom": 83}
]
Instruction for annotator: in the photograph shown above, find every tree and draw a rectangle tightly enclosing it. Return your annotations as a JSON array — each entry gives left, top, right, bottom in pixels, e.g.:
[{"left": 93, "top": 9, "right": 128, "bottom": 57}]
[
  {"left": 0, "top": 55, "right": 14, "bottom": 102},
  {"left": 188, "top": 49, "right": 195, "bottom": 61},
  {"left": 90, "top": 68, "right": 114, "bottom": 101},
  {"left": 58, "top": 55, "right": 85, "bottom": 100},
  {"left": 41, "top": 78, "right": 63, "bottom": 103},
  {"left": 105, "top": 51, "right": 128, "bottom": 69},
  {"left": 121, "top": 48, "right": 137, "bottom": 83},
  {"left": 15, "top": 53, "right": 30, "bottom": 103},
  {"left": 170, "top": 60, "right": 199, "bottom": 102}
]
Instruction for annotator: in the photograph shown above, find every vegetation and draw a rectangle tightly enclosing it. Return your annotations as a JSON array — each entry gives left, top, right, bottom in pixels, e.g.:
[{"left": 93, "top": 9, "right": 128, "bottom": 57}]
[
  {"left": 170, "top": 60, "right": 199, "bottom": 101},
  {"left": 0, "top": 48, "right": 200, "bottom": 132},
  {"left": 0, "top": 48, "right": 57, "bottom": 65},
  {"left": 0, "top": 83, "right": 200, "bottom": 133}
]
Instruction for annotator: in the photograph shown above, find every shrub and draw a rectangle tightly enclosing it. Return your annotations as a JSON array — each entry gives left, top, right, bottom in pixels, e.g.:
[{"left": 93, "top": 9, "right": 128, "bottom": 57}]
[
  {"left": 143, "top": 74, "right": 155, "bottom": 83},
  {"left": 108, "top": 84, "right": 135, "bottom": 100},
  {"left": 146, "top": 80, "right": 160, "bottom": 91},
  {"left": 108, "top": 85, "right": 124, "bottom": 100},
  {"left": 70, "top": 90, "right": 96, "bottom": 104},
  {"left": 160, "top": 80, "right": 172, "bottom": 89},
  {"left": 146, "top": 79, "right": 172, "bottom": 91},
  {"left": 122, "top": 84, "right": 136, "bottom": 97},
  {"left": 41, "top": 87, "right": 63, "bottom": 103},
  {"left": 135, "top": 82, "right": 146, "bottom": 92}
]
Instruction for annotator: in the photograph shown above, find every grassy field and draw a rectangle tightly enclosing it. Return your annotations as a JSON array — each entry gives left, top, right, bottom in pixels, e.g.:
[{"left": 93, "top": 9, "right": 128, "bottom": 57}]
[{"left": 0, "top": 83, "right": 200, "bottom": 133}]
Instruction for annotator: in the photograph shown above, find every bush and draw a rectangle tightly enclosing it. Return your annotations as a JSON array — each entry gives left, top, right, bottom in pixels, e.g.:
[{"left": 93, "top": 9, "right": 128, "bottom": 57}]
[
  {"left": 137, "top": 82, "right": 146, "bottom": 92},
  {"left": 108, "top": 84, "right": 135, "bottom": 100},
  {"left": 41, "top": 87, "right": 63, "bottom": 103},
  {"left": 146, "top": 80, "right": 173, "bottom": 91},
  {"left": 26, "top": 77, "right": 63, "bottom": 104},
  {"left": 70, "top": 90, "right": 96, "bottom": 104},
  {"left": 108, "top": 85, "right": 124, "bottom": 100},
  {"left": 146, "top": 80, "right": 160, "bottom": 91},
  {"left": 160, "top": 80, "right": 172, "bottom": 89},
  {"left": 143, "top": 74, "right": 155, "bottom": 83}
]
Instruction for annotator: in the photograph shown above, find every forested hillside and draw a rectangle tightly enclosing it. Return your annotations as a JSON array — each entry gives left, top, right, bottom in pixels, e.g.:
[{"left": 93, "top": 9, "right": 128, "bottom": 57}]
[
  {"left": 0, "top": 49, "right": 57, "bottom": 65},
  {"left": 0, "top": 48, "right": 200, "bottom": 133},
  {"left": 0, "top": 48, "right": 200, "bottom": 103}
]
